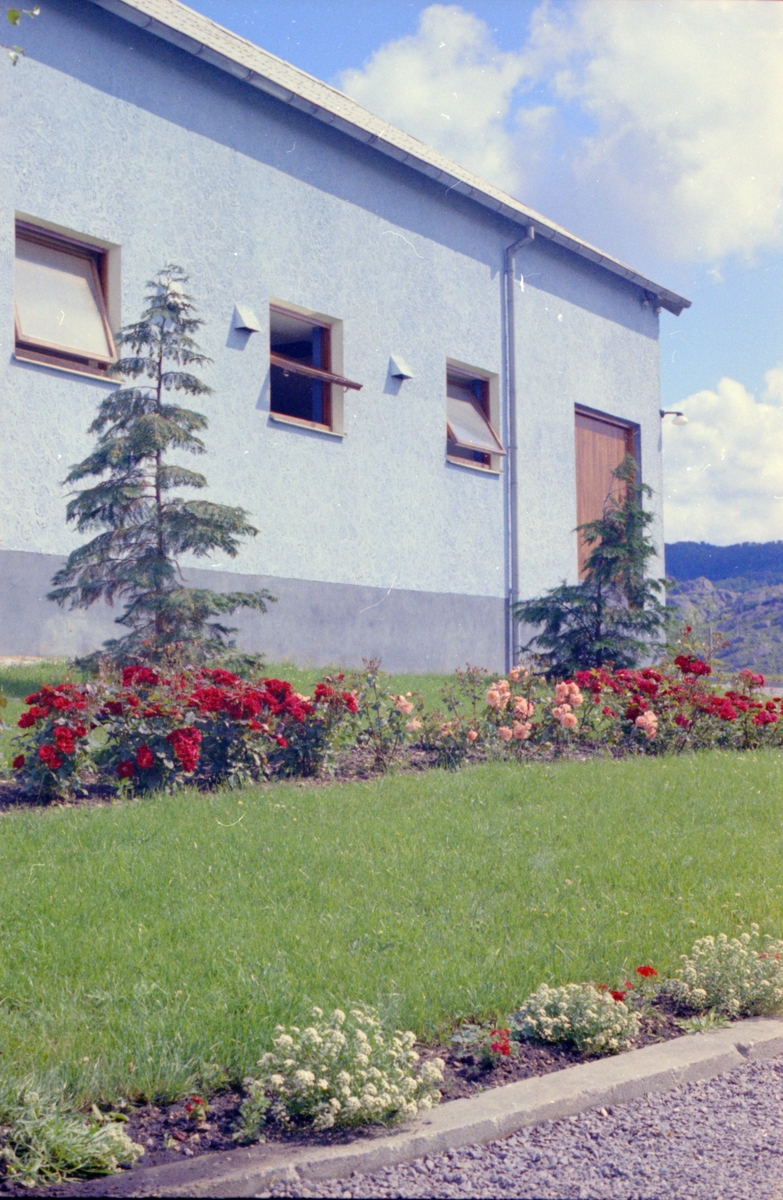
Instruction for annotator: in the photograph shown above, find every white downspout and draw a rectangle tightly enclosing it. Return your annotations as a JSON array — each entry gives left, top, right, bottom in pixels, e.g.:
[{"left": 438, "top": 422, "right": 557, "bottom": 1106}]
[{"left": 504, "top": 225, "right": 535, "bottom": 671}]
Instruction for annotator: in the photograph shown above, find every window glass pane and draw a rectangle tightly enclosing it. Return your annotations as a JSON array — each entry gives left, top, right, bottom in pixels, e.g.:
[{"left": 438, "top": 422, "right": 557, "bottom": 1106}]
[
  {"left": 447, "top": 378, "right": 477, "bottom": 406},
  {"left": 270, "top": 365, "right": 325, "bottom": 422},
  {"left": 270, "top": 308, "right": 331, "bottom": 424},
  {"left": 446, "top": 392, "right": 504, "bottom": 454},
  {"left": 270, "top": 310, "right": 316, "bottom": 364},
  {"left": 15, "top": 238, "right": 112, "bottom": 358}
]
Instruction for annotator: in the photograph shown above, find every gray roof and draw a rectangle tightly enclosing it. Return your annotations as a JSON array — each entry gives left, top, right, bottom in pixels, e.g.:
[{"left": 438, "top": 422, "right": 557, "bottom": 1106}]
[{"left": 90, "top": 0, "right": 690, "bottom": 316}]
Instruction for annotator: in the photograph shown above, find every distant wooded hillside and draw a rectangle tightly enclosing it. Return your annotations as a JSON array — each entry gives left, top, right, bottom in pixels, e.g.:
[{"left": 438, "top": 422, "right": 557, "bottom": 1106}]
[
  {"left": 665, "top": 541, "right": 783, "bottom": 679},
  {"left": 665, "top": 541, "right": 783, "bottom": 586}
]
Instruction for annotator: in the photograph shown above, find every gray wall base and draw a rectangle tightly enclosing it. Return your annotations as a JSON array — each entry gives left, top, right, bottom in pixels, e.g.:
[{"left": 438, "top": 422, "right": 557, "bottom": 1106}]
[{"left": 0, "top": 550, "right": 506, "bottom": 674}]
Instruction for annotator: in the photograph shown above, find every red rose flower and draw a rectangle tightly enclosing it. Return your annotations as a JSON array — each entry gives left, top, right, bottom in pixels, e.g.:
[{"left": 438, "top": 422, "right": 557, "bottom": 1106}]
[
  {"left": 54, "top": 727, "right": 76, "bottom": 755},
  {"left": 116, "top": 760, "right": 135, "bottom": 779},
  {"left": 208, "top": 669, "right": 239, "bottom": 686},
  {"left": 135, "top": 745, "right": 154, "bottom": 770},
  {"left": 38, "top": 745, "right": 62, "bottom": 770},
  {"left": 17, "top": 712, "right": 36, "bottom": 728},
  {"left": 122, "top": 666, "right": 160, "bottom": 688},
  {"left": 12, "top": 755, "right": 25, "bottom": 770},
  {"left": 166, "top": 727, "right": 202, "bottom": 772},
  {"left": 674, "top": 655, "right": 711, "bottom": 677}
]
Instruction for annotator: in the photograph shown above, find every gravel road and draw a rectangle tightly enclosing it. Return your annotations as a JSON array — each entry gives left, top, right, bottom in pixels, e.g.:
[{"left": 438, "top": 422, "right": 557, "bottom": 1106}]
[{"left": 261, "top": 1054, "right": 783, "bottom": 1200}]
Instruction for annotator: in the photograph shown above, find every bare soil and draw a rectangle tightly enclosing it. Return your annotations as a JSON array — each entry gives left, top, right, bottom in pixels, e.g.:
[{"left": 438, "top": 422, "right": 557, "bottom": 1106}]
[{"left": 0, "top": 742, "right": 612, "bottom": 813}]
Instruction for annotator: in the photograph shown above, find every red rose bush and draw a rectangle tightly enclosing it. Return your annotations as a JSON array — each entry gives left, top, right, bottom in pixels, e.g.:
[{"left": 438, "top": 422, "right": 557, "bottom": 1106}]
[
  {"left": 11, "top": 683, "right": 95, "bottom": 799},
  {"left": 11, "top": 667, "right": 358, "bottom": 796}
]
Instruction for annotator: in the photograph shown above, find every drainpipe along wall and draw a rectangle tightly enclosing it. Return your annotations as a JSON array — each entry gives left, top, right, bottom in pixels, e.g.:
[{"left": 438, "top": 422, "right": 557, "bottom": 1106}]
[{"left": 504, "top": 225, "right": 535, "bottom": 671}]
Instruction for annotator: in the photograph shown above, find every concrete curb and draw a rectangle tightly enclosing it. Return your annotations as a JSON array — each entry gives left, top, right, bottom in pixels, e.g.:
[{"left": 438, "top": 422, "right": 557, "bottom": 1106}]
[{"left": 119, "top": 1017, "right": 783, "bottom": 1198}]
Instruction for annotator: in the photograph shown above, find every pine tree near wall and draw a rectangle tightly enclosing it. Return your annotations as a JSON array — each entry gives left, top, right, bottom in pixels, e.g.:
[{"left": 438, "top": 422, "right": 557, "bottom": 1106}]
[
  {"left": 513, "top": 455, "right": 669, "bottom": 677},
  {"left": 48, "top": 265, "right": 274, "bottom": 667}
]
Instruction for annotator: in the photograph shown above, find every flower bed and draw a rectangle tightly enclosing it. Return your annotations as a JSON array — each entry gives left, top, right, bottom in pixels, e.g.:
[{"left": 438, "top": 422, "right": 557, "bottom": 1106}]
[
  {"left": 6, "top": 652, "right": 782, "bottom": 800},
  {"left": 4, "top": 934, "right": 774, "bottom": 1191}
]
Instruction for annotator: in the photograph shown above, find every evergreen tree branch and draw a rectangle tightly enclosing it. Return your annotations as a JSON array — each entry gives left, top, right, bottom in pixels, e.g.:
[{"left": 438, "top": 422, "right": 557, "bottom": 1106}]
[{"left": 47, "top": 265, "right": 274, "bottom": 665}]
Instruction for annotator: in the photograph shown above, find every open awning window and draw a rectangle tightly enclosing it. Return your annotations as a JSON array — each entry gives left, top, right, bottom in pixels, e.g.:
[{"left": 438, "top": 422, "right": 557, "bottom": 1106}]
[
  {"left": 446, "top": 376, "right": 505, "bottom": 456},
  {"left": 14, "top": 229, "right": 115, "bottom": 364}
]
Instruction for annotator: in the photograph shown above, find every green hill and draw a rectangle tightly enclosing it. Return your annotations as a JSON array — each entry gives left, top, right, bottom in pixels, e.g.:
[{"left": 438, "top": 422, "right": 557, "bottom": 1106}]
[
  {"left": 665, "top": 540, "right": 783, "bottom": 587},
  {"left": 665, "top": 542, "right": 783, "bottom": 679}
]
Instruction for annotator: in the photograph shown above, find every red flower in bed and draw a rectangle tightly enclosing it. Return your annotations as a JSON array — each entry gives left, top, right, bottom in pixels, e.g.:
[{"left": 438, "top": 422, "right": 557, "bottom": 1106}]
[{"left": 490, "top": 1029, "right": 512, "bottom": 1056}]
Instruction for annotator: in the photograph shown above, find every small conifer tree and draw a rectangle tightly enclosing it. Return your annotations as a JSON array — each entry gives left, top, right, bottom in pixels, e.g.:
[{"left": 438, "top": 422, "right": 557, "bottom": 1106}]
[
  {"left": 48, "top": 265, "right": 274, "bottom": 666},
  {"left": 514, "top": 455, "right": 669, "bottom": 676}
]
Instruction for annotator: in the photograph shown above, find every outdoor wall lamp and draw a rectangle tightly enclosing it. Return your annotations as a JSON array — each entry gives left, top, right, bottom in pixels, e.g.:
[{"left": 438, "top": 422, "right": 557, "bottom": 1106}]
[
  {"left": 660, "top": 409, "right": 688, "bottom": 426},
  {"left": 389, "top": 354, "right": 414, "bottom": 380},
  {"left": 232, "top": 304, "right": 262, "bottom": 333}
]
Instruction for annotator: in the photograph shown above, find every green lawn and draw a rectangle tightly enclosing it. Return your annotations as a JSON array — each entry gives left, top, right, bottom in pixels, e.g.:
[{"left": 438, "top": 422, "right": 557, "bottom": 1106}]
[{"left": 1, "top": 750, "right": 782, "bottom": 1106}]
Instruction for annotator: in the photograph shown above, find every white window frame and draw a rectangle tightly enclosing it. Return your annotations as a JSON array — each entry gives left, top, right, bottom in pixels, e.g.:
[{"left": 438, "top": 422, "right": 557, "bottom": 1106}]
[
  {"left": 446, "top": 359, "right": 504, "bottom": 474},
  {"left": 14, "top": 218, "right": 118, "bottom": 380}
]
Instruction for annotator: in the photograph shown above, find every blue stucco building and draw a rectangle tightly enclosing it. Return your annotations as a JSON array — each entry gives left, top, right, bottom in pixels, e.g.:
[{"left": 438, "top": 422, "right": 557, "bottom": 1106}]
[{"left": 1, "top": 0, "right": 689, "bottom": 672}]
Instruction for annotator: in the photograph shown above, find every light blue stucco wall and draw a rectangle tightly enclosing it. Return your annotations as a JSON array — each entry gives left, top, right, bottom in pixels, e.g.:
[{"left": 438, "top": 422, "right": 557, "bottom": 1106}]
[{"left": 0, "top": 0, "right": 663, "bottom": 670}]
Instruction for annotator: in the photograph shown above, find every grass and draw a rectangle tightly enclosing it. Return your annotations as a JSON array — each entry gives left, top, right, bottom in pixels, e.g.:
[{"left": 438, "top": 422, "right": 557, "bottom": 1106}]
[{"left": 1, "top": 750, "right": 783, "bottom": 1107}]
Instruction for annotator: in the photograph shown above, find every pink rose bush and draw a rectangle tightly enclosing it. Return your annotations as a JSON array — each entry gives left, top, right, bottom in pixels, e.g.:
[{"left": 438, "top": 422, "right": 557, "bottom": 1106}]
[{"left": 417, "top": 649, "right": 783, "bottom": 767}]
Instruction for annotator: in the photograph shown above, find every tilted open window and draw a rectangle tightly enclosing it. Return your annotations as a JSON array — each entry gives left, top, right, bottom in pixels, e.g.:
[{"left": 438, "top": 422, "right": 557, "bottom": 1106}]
[
  {"left": 269, "top": 305, "right": 361, "bottom": 433},
  {"left": 574, "top": 406, "right": 638, "bottom": 577},
  {"left": 446, "top": 369, "right": 505, "bottom": 470},
  {"left": 14, "top": 221, "right": 116, "bottom": 377}
]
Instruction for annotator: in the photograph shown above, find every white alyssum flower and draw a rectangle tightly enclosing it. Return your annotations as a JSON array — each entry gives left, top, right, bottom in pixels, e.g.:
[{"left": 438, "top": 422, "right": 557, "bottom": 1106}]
[
  {"left": 671, "top": 925, "right": 783, "bottom": 1016},
  {"left": 513, "top": 983, "right": 639, "bottom": 1055},
  {"left": 245, "top": 1005, "right": 444, "bottom": 1132}
]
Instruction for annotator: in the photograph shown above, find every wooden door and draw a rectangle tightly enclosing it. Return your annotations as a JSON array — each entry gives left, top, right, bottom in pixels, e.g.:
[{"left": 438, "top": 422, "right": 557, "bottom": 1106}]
[{"left": 575, "top": 408, "right": 635, "bottom": 576}]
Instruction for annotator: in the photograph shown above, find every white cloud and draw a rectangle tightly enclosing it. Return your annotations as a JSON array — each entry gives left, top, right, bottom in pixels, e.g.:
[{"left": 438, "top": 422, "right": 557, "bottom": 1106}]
[
  {"left": 532, "top": 0, "right": 783, "bottom": 263},
  {"left": 338, "top": 5, "right": 549, "bottom": 198},
  {"left": 762, "top": 366, "right": 783, "bottom": 406},
  {"left": 663, "top": 373, "right": 783, "bottom": 543},
  {"left": 340, "top": 1, "right": 783, "bottom": 265}
]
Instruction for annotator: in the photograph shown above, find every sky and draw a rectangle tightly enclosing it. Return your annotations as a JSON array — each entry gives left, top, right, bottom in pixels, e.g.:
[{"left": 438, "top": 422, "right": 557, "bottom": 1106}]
[{"left": 188, "top": 0, "right": 783, "bottom": 547}]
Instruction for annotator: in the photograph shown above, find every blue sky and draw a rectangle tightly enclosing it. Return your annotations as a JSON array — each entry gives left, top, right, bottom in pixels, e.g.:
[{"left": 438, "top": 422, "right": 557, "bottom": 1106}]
[{"left": 189, "top": 1, "right": 783, "bottom": 546}]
